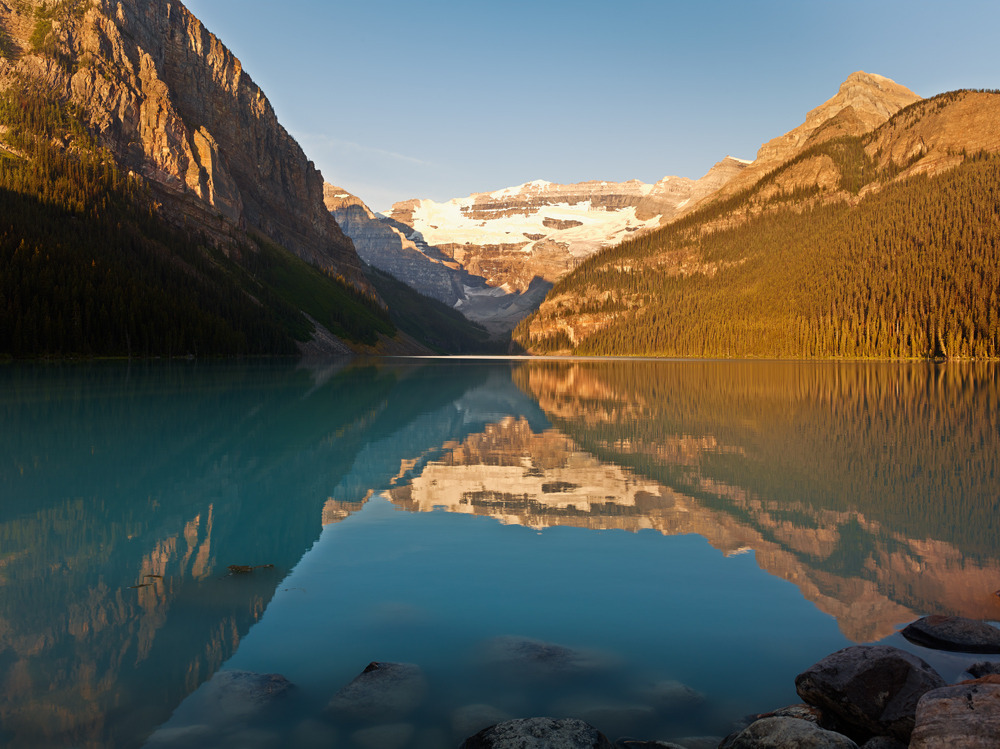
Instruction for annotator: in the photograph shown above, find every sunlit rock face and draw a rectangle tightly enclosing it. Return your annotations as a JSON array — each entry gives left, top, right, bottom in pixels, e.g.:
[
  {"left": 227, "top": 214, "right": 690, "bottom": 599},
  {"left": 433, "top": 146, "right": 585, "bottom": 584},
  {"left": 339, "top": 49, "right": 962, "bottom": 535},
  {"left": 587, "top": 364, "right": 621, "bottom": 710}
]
[
  {"left": 710, "top": 71, "right": 921, "bottom": 203},
  {"left": 0, "top": 0, "right": 363, "bottom": 284}
]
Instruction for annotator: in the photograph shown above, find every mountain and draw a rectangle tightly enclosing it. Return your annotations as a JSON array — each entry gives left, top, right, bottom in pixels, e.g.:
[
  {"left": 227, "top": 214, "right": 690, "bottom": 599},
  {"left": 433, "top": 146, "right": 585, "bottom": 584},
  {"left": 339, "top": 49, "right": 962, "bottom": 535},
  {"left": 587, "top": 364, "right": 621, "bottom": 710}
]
[
  {"left": 514, "top": 74, "right": 1000, "bottom": 359},
  {"left": 328, "top": 160, "right": 748, "bottom": 334},
  {"left": 0, "top": 0, "right": 410, "bottom": 357},
  {"left": 707, "top": 71, "right": 920, "bottom": 204}
]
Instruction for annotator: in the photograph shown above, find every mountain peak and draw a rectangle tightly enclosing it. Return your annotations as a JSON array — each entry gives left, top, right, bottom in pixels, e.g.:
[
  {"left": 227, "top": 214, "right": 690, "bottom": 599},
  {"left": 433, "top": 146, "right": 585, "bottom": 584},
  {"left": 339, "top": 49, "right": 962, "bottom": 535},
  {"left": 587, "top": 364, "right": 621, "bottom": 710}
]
[{"left": 817, "top": 71, "right": 921, "bottom": 124}]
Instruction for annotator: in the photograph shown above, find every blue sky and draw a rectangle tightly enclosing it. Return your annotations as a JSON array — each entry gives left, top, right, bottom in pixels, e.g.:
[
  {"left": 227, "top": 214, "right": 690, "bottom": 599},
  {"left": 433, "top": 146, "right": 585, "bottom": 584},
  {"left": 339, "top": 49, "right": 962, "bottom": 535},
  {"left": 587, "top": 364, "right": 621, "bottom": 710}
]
[{"left": 183, "top": 0, "right": 1000, "bottom": 211}]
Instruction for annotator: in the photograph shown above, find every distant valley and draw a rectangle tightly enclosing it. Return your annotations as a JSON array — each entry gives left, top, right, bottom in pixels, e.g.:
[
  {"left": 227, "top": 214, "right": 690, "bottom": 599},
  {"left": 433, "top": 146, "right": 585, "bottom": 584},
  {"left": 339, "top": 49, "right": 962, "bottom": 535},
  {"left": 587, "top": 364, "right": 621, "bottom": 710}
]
[{"left": 326, "top": 158, "right": 748, "bottom": 334}]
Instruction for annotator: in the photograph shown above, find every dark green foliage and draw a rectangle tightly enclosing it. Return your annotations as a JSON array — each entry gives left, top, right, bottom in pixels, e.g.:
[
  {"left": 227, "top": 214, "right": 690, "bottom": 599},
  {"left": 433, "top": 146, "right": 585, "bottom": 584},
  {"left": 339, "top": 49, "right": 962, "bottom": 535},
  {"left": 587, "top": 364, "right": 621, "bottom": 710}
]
[
  {"left": 0, "top": 88, "right": 393, "bottom": 357},
  {"left": 363, "top": 264, "right": 502, "bottom": 353},
  {"left": 242, "top": 234, "right": 395, "bottom": 346},
  {"left": 0, "top": 26, "right": 16, "bottom": 59},
  {"left": 517, "top": 147, "right": 1000, "bottom": 360}
]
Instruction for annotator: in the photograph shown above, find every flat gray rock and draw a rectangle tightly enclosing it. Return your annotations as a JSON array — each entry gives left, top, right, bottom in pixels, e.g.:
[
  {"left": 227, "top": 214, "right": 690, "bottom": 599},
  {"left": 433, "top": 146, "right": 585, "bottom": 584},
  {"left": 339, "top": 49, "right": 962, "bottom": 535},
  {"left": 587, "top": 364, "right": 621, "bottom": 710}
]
[
  {"left": 910, "top": 682, "right": 1000, "bottom": 748},
  {"left": 460, "top": 717, "right": 613, "bottom": 748},
  {"left": 901, "top": 615, "right": 1000, "bottom": 653},
  {"left": 326, "top": 661, "right": 427, "bottom": 722},
  {"left": 452, "top": 704, "right": 513, "bottom": 739},
  {"left": 720, "top": 717, "right": 858, "bottom": 748},
  {"left": 794, "top": 645, "right": 945, "bottom": 742}
]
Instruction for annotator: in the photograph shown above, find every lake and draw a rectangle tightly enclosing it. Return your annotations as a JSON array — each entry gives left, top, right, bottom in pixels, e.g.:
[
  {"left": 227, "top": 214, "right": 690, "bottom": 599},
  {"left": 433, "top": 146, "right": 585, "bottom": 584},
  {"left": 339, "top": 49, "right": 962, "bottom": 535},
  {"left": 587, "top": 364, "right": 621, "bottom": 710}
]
[{"left": 2, "top": 358, "right": 999, "bottom": 748}]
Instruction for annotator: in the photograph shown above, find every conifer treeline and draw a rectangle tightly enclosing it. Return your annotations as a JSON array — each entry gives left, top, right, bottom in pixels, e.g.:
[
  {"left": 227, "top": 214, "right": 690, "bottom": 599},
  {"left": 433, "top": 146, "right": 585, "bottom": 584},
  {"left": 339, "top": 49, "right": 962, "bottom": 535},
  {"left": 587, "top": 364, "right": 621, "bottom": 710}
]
[
  {"left": 516, "top": 133, "right": 1000, "bottom": 359},
  {"left": 0, "top": 89, "right": 395, "bottom": 357}
]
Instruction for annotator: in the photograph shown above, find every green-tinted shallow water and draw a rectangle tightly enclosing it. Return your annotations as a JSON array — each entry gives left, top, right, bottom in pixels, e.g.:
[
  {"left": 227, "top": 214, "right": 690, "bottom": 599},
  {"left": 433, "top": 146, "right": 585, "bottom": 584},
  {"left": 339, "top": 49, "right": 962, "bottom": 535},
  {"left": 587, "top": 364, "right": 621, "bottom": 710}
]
[{"left": 1, "top": 358, "right": 998, "bottom": 748}]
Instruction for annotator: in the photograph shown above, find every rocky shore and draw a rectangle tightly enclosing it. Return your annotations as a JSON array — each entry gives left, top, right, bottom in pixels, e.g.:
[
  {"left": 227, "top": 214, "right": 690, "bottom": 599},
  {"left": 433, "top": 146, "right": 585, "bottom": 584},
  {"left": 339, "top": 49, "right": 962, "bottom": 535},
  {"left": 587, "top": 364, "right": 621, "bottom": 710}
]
[{"left": 145, "top": 615, "right": 1000, "bottom": 748}]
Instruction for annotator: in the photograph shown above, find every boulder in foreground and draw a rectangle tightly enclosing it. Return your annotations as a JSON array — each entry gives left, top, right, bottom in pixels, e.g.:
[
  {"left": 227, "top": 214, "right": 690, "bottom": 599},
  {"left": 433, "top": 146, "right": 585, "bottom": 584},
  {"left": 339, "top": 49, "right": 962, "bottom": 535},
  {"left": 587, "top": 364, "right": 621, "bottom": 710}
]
[
  {"left": 910, "top": 682, "right": 1000, "bottom": 748},
  {"left": 794, "top": 645, "right": 945, "bottom": 742}
]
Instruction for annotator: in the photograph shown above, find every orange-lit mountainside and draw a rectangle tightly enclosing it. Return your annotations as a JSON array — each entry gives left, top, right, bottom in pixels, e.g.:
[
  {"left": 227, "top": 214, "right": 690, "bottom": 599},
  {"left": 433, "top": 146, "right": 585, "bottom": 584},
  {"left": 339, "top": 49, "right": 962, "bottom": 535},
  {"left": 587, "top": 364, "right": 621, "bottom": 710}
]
[
  {"left": 513, "top": 73, "right": 1000, "bottom": 358},
  {"left": 0, "top": 0, "right": 427, "bottom": 356}
]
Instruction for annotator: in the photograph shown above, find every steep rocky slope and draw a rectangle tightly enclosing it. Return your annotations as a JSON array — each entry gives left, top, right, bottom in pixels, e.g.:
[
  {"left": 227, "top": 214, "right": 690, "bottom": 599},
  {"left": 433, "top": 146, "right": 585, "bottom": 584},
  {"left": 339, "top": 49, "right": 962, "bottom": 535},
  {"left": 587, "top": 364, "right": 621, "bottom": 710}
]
[
  {"left": 0, "top": 0, "right": 363, "bottom": 281},
  {"left": 326, "top": 184, "right": 553, "bottom": 335},
  {"left": 0, "top": 0, "right": 416, "bottom": 355}
]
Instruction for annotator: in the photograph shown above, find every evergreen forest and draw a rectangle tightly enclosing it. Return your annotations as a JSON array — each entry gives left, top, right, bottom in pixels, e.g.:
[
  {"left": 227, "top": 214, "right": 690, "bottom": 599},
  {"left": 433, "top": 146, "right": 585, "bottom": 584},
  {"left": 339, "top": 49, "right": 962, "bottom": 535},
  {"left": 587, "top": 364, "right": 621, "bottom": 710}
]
[{"left": 516, "top": 123, "right": 1000, "bottom": 359}]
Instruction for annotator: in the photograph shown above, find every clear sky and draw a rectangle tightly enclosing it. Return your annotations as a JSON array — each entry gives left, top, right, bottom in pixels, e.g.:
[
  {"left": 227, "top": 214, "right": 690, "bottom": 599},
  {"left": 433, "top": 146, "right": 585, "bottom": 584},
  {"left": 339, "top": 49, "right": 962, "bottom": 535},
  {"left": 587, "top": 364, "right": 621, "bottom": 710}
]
[{"left": 183, "top": 0, "right": 1000, "bottom": 212}]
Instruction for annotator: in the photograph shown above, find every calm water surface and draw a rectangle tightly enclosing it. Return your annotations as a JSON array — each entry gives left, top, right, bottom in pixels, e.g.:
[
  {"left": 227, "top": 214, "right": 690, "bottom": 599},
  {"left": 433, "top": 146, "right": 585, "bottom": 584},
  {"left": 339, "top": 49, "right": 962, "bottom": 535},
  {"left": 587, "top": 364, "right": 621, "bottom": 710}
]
[{"left": 2, "top": 358, "right": 999, "bottom": 748}]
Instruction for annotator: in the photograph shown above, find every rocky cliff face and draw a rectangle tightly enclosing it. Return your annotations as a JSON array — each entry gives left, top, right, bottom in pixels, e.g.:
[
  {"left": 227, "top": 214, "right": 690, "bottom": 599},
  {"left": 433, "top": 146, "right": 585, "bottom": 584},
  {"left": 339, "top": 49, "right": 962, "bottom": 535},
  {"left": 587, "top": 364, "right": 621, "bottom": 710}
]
[
  {"left": 0, "top": 0, "right": 364, "bottom": 285},
  {"left": 705, "top": 71, "right": 921, "bottom": 205}
]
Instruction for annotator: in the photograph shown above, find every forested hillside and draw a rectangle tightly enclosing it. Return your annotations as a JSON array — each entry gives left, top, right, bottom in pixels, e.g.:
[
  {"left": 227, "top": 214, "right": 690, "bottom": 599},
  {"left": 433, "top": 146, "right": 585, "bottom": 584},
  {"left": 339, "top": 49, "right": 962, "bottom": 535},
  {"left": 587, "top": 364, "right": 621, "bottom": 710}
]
[
  {"left": 0, "top": 90, "right": 395, "bottom": 357},
  {"left": 515, "top": 91, "right": 1000, "bottom": 359}
]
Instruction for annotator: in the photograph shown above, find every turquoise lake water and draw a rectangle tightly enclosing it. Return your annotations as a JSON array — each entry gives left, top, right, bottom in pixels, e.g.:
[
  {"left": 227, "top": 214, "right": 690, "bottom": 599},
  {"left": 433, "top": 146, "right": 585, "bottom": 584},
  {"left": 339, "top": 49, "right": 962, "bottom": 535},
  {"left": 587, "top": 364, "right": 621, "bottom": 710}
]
[{"left": 2, "top": 358, "right": 999, "bottom": 748}]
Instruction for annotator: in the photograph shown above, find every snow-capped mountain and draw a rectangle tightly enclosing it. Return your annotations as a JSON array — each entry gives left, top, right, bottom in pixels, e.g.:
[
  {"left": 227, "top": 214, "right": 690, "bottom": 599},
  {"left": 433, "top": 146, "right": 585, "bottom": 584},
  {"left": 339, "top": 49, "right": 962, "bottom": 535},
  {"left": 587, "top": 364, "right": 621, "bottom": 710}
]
[
  {"left": 327, "top": 158, "right": 747, "bottom": 333},
  {"left": 386, "top": 157, "right": 748, "bottom": 294}
]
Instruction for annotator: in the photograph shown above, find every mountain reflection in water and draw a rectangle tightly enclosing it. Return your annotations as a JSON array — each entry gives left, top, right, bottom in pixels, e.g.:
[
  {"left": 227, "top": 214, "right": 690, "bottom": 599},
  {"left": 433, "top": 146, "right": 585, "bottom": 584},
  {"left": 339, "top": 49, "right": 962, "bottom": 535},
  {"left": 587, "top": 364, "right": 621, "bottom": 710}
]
[{"left": 1, "top": 359, "right": 998, "bottom": 748}]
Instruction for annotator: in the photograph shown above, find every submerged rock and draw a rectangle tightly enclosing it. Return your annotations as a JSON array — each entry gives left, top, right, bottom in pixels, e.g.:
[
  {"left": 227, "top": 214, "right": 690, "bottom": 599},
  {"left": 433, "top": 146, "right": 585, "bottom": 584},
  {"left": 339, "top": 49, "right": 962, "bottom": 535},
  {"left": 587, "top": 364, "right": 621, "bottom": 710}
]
[
  {"left": 635, "top": 679, "right": 705, "bottom": 711},
  {"left": 326, "top": 661, "right": 427, "bottom": 722},
  {"left": 460, "top": 717, "right": 614, "bottom": 748},
  {"left": 349, "top": 722, "right": 415, "bottom": 749},
  {"left": 479, "top": 635, "right": 616, "bottom": 678},
  {"left": 901, "top": 615, "right": 1000, "bottom": 653},
  {"left": 143, "top": 671, "right": 293, "bottom": 747},
  {"left": 967, "top": 661, "right": 1000, "bottom": 678},
  {"left": 794, "top": 645, "right": 945, "bottom": 742},
  {"left": 613, "top": 739, "right": 687, "bottom": 748},
  {"left": 452, "top": 704, "right": 514, "bottom": 739},
  {"left": 910, "top": 682, "right": 1000, "bottom": 748},
  {"left": 719, "top": 716, "right": 858, "bottom": 748}
]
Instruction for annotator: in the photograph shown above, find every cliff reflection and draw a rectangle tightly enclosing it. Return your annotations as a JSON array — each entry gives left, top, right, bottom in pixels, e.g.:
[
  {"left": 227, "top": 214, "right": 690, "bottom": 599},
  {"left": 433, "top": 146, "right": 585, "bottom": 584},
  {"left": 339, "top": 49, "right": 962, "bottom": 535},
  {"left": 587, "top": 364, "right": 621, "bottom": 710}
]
[
  {"left": 0, "top": 360, "right": 496, "bottom": 749},
  {"left": 381, "top": 360, "right": 1000, "bottom": 643}
]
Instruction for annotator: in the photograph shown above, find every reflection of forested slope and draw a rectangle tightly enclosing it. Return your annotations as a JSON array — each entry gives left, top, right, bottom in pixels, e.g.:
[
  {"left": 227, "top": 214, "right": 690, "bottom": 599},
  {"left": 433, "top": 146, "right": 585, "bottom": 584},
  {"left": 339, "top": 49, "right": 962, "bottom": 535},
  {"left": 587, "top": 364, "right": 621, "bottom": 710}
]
[
  {"left": 0, "top": 361, "right": 489, "bottom": 749},
  {"left": 515, "top": 361, "right": 1000, "bottom": 562}
]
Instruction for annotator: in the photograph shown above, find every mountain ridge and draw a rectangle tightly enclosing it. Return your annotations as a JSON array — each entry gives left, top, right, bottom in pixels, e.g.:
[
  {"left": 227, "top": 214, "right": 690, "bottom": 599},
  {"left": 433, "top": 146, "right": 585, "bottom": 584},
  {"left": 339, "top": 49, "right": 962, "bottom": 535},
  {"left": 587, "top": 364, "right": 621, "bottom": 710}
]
[
  {"left": 513, "top": 75, "right": 1000, "bottom": 358},
  {"left": 0, "top": 0, "right": 431, "bottom": 356}
]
